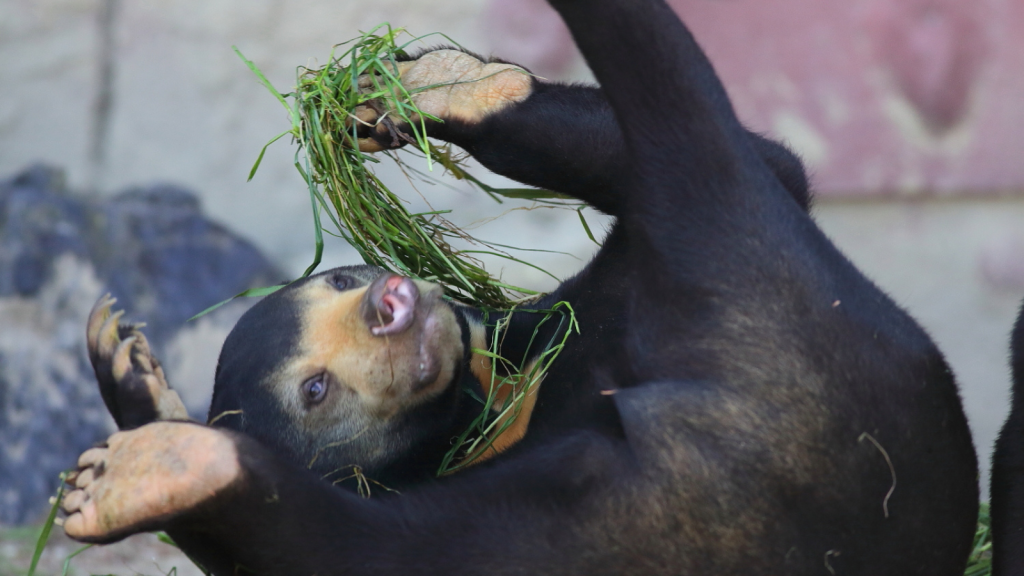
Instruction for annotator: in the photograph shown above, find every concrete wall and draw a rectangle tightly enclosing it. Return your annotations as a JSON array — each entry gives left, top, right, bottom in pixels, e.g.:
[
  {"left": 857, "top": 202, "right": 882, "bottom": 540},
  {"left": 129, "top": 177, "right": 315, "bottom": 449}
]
[
  {"left": 816, "top": 198, "right": 1024, "bottom": 500},
  {"left": 2, "top": 0, "right": 1023, "bottom": 498}
]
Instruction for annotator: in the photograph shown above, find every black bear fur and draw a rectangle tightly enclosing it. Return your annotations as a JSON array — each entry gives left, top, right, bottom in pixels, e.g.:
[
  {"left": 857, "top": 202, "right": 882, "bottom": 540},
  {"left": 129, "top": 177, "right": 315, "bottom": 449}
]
[{"left": 992, "top": 302, "right": 1024, "bottom": 575}]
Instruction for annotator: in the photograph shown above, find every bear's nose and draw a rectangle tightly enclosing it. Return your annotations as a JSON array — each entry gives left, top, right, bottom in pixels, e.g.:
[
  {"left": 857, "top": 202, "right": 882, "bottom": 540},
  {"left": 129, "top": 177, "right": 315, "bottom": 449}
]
[{"left": 361, "top": 274, "right": 419, "bottom": 336}]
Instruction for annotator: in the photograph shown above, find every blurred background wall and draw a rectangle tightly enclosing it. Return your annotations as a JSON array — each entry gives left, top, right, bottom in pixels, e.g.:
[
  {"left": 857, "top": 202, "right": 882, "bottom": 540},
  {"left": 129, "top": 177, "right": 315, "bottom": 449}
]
[{"left": 1, "top": 0, "right": 1022, "bottom": 511}]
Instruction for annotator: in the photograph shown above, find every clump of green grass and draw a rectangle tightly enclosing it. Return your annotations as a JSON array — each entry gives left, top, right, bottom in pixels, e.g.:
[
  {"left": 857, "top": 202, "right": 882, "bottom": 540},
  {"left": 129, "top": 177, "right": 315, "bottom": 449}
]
[
  {"left": 236, "top": 23, "right": 588, "bottom": 310},
  {"left": 965, "top": 502, "right": 992, "bottom": 576},
  {"left": 230, "top": 24, "right": 587, "bottom": 472},
  {"left": 438, "top": 302, "right": 579, "bottom": 475}
]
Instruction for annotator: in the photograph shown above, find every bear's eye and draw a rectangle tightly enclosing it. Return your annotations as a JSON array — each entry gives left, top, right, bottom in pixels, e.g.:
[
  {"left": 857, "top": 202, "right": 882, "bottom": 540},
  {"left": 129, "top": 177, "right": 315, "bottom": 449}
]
[
  {"left": 301, "top": 375, "right": 329, "bottom": 405},
  {"left": 327, "top": 273, "right": 355, "bottom": 291}
]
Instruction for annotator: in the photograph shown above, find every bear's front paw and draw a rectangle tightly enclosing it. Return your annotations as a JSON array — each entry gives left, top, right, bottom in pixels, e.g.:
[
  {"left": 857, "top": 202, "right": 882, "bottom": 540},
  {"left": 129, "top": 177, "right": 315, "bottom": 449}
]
[
  {"left": 63, "top": 422, "right": 242, "bottom": 543},
  {"left": 86, "top": 294, "right": 189, "bottom": 429},
  {"left": 355, "top": 49, "right": 534, "bottom": 152}
]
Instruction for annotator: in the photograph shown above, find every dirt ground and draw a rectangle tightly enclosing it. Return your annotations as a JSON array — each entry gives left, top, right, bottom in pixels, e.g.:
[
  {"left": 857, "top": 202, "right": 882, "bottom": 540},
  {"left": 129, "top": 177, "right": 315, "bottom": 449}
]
[{"left": 0, "top": 525, "right": 204, "bottom": 576}]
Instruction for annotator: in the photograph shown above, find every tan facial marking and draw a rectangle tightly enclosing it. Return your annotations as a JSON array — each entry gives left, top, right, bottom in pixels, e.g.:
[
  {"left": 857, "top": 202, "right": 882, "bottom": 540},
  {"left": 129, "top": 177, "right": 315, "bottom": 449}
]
[
  {"left": 468, "top": 316, "right": 544, "bottom": 465},
  {"left": 481, "top": 359, "right": 544, "bottom": 463},
  {"left": 270, "top": 279, "right": 463, "bottom": 426},
  {"left": 468, "top": 320, "right": 494, "bottom": 393}
]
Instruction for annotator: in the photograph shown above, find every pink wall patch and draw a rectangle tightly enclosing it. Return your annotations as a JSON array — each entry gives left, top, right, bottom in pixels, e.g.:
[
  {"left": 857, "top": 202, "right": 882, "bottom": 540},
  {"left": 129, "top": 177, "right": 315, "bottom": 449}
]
[
  {"left": 980, "top": 236, "right": 1024, "bottom": 291},
  {"left": 481, "top": 0, "right": 576, "bottom": 77},
  {"left": 483, "top": 0, "right": 1024, "bottom": 197},
  {"left": 863, "top": 0, "right": 990, "bottom": 135}
]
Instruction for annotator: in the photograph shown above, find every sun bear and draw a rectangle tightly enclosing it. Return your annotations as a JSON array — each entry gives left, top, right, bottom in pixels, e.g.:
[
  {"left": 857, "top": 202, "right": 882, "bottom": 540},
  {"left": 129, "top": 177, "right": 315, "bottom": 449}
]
[{"left": 65, "top": 0, "right": 978, "bottom": 574}]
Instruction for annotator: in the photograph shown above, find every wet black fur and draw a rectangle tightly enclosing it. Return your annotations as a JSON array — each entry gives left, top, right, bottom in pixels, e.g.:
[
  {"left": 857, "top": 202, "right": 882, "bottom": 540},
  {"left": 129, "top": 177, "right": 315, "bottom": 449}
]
[
  {"left": 106, "top": 1, "right": 979, "bottom": 574},
  {"left": 992, "top": 302, "right": 1024, "bottom": 575}
]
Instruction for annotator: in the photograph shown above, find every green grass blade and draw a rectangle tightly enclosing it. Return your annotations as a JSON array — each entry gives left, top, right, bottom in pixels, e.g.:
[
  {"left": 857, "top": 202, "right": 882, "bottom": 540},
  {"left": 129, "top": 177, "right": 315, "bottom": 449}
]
[
  {"left": 188, "top": 284, "right": 287, "bottom": 322},
  {"left": 248, "top": 130, "right": 292, "bottom": 182},
  {"left": 577, "top": 207, "right": 600, "bottom": 245},
  {"left": 28, "top": 473, "right": 67, "bottom": 576},
  {"left": 233, "top": 47, "right": 291, "bottom": 115},
  {"left": 60, "top": 544, "right": 92, "bottom": 576}
]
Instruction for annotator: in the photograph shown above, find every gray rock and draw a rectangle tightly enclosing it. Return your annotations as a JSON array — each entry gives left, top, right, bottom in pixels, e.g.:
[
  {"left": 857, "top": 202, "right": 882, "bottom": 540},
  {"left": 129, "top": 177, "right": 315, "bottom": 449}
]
[{"left": 0, "top": 164, "right": 281, "bottom": 524}]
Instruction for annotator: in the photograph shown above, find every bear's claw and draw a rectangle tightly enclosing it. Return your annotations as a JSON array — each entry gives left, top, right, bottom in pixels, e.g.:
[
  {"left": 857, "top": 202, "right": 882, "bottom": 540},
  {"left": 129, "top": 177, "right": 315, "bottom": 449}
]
[{"left": 86, "top": 295, "right": 189, "bottom": 429}]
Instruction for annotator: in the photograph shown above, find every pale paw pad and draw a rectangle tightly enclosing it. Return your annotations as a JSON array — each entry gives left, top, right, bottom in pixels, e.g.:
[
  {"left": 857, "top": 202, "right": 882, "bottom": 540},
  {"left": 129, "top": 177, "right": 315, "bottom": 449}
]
[{"left": 63, "top": 422, "right": 241, "bottom": 543}]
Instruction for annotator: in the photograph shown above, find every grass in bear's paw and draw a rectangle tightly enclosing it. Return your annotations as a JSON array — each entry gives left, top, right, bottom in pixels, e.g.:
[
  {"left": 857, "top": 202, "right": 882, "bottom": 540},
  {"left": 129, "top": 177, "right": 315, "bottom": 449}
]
[
  {"left": 235, "top": 23, "right": 589, "bottom": 311},
  {"left": 229, "top": 24, "right": 586, "bottom": 472}
]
